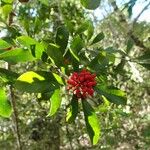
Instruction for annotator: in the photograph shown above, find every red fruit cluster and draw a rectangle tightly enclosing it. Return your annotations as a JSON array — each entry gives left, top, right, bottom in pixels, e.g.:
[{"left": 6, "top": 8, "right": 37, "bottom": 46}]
[{"left": 67, "top": 69, "right": 97, "bottom": 99}]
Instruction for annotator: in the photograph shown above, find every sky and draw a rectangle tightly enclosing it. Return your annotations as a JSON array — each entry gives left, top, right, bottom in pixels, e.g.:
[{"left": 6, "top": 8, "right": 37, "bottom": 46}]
[
  {"left": 132, "top": 0, "right": 150, "bottom": 21},
  {"left": 94, "top": 0, "right": 150, "bottom": 22}
]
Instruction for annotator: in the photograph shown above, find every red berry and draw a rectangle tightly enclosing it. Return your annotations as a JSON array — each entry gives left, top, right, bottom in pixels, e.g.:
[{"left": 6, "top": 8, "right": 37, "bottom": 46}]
[
  {"left": 79, "top": 76, "right": 84, "bottom": 82},
  {"left": 87, "top": 88, "right": 94, "bottom": 96},
  {"left": 87, "top": 81, "right": 96, "bottom": 87},
  {"left": 84, "top": 74, "right": 92, "bottom": 80},
  {"left": 67, "top": 79, "right": 77, "bottom": 86},
  {"left": 67, "top": 69, "right": 97, "bottom": 99}
]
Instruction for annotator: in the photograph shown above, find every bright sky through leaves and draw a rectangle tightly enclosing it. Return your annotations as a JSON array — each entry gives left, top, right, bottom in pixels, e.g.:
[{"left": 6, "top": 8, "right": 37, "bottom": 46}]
[{"left": 94, "top": 0, "right": 150, "bottom": 22}]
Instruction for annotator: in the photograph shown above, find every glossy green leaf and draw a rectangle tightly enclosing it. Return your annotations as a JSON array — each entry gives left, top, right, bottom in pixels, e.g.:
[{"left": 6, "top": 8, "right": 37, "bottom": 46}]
[
  {"left": 0, "top": 88, "right": 12, "bottom": 118},
  {"left": 69, "top": 48, "right": 80, "bottom": 62},
  {"left": 136, "top": 51, "right": 150, "bottom": 70},
  {"left": 76, "top": 20, "right": 90, "bottom": 35},
  {"left": 0, "top": 48, "right": 35, "bottom": 63},
  {"left": 98, "top": 96, "right": 110, "bottom": 113},
  {"left": 2, "top": 4, "right": 13, "bottom": 18},
  {"left": 46, "top": 43, "right": 64, "bottom": 66},
  {"left": 2, "top": 0, "right": 13, "bottom": 3},
  {"left": 21, "top": 19, "right": 30, "bottom": 34},
  {"left": 15, "top": 71, "right": 59, "bottom": 93},
  {"left": 66, "top": 96, "right": 78, "bottom": 123},
  {"left": 87, "top": 21, "right": 94, "bottom": 40},
  {"left": 80, "top": 0, "right": 101, "bottom": 10},
  {"left": 70, "top": 36, "right": 84, "bottom": 61},
  {"left": 53, "top": 73, "right": 64, "bottom": 85},
  {"left": 0, "top": 39, "right": 11, "bottom": 50},
  {"left": 56, "top": 26, "right": 69, "bottom": 54},
  {"left": 89, "top": 52, "right": 109, "bottom": 73},
  {"left": 48, "top": 89, "right": 61, "bottom": 116},
  {"left": 0, "top": 68, "right": 19, "bottom": 83},
  {"left": 38, "top": 91, "right": 54, "bottom": 101},
  {"left": 71, "top": 36, "right": 84, "bottom": 53},
  {"left": 91, "top": 32, "right": 104, "bottom": 45},
  {"left": 126, "top": 38, "right": 134, "bottom": 53},
  {"left": 82, "top": 100, "right": 100, "bottom": 145},
  {"left": 17, "top": 36, "right": 44, "bottom": 58},
  {"left": 95, "top": 86, "right": 127, "bottom": 105},
  {"left": 34, "top": 18, "right": 43, "bottom": 34}
]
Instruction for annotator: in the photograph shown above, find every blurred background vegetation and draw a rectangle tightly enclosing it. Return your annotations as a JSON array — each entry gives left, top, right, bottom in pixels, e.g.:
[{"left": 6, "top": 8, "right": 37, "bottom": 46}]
[{"left": 0, "top": 0, "right": 150, "bottom": 149}]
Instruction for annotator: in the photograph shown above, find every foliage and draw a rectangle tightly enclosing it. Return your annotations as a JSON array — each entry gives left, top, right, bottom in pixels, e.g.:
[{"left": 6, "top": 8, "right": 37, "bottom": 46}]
[{"left": 0, "top": 0, "right": 149, "bottom": 149}]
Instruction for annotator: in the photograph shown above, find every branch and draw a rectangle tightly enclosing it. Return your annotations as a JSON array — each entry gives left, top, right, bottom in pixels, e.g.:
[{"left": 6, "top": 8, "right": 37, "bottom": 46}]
[
  {"left": 9, "top": 83, "right": 22, "bottom": 150},
  {"left": 129, "top": 32, "right": 150, "bottom": 51},
  {"left": 6, "top": 5, "right": 22, "bottom": 150},
  {"left": 110, "top": 0, "right": 150, "bottom": 51},
  {"left": 110, "top": 1, "right": 127, "bottom": 24},
  {"left": 109, "top": 0, "right": 150, "bottom": 72},
  {"left": 133, "top": 1, "right": 150, "bottom": 25},
  {"left": 6, "top": 64, "right": 22, "bottom": 150}
]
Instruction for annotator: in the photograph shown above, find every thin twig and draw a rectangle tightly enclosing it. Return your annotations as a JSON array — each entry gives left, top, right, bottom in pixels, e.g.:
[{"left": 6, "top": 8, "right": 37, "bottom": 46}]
[
  {"left": 6, "top": 3, "right": 22, "bottom": 150},
  {"left": 9, "top": 85, "right": 22, "bottom": 150},
  {"left": 6, "top": 64, "right": 22, "bottom": 150},
  {"left": 133, "top": 1, "right": 150, "bottom": 25}
]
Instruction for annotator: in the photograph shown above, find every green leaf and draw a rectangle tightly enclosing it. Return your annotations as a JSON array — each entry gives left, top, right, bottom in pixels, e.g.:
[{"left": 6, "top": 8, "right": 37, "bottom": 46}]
[
  {"left": 0, "top": 68, "right": 19, "bottom": 83},
  {"left": 15, "top": 71, "right": 59, "bottom": 93},
  {"left": 56, "top": 26, "right": 69, "bottom": 54},
  {"left": 2, "top": 0, "right": 13, "bottom": 3},
  {"left": 66, "top": 96, "right": 78, "bottom": 123},
  {"left": 89, "top": 52, "right": 109, "bottom": 73},
  {"left": 76, "top": 20, "right": 90, "bottom": 35},
  {"left": 70, "top": 36, "right": 84, "bottom": 61},
  {"left": 38, "top": 0, "right": 49, "bottom": 6},
  {"left": 0, "top": 48, "right": 36, "bottom": 63},
  {"left": 38, "top": 91, "right": 54, "bottom": 101},
  {"left": 53, "top": 73, "right": 64, "bottom": 85},
  {"left": 64, "top": 49, "right": 80, "bottom": 70},
  {"left": 127, "top": 0, "right": 137, "bottom": 18},
  {"left": 139, "top": 63, "right": 150, "bottom": 70},
  {"left": 87, "top": 21, "right": 94, "bottom": 40},
  {"left": 46, "top": 43, "right": 64, "bottom": 66},
  {"left": 65, "top": 20, "right": 74, "bottom": 35},
  {"left": 48, "top": 89, "right": 61, "bottom": 116},
  {"left": 95, "top": 86, "right": 127, "bottom": 105},
  {"left": 82, "top": 100, "right": 100, "bottom": 145},
  {"left": 34, "top": 18, "right": 43, "bottom": 34},
  {"left": 0, "top": 88, "right": 12, "bottom": 118},
  {"left": 126, "top": 38, "right": 134, "bottom": 53},
  {"left": 136, "top": 51, "right": 150, "bottom": 70},
  {"left": 98, "top": 96, "right": 110, "bottom": 113},
  {"left": 69, "top": 48, "right": 80, "bottom": 62},
  {"left": 80, "top": 0, "right": 101, "bottom": 10},
  {"left": 91, "top": 32, "right": 104, "bottom": 45},
  {"left": 21, "top": 19, "right": 30, "bottom": 34},
  {"left": 71, "top": 36, "right": 84, "bottom": 53},
  {"left": 0, "top": 39, "right": 11, "bottom": 50},
  {"left": 2, "top": 4, "right": 13, "bottom": 18},
  {"left": 17, "top": 36, "right": 44, "bottom": 58}
]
